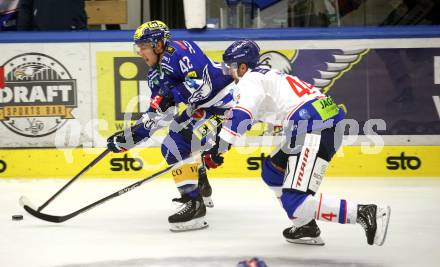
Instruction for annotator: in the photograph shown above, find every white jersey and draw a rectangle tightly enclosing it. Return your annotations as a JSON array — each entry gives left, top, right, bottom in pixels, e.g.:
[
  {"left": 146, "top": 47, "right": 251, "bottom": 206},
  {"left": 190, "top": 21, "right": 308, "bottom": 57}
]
[{"left": 219, "top": 67, "right": 325, "bottom": 144}]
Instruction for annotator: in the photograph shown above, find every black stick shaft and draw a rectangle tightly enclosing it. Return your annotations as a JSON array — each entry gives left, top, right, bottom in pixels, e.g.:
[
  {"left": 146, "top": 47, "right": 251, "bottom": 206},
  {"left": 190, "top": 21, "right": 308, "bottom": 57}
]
[
  {"left": 58, "top": 164, "right": 173, "bottom": 222},
  {"left": 37, "top": 149, "right": 110, "bottom": 212},
  {"left": 23, "top": 163, "right": 175, "bottom": 223}
]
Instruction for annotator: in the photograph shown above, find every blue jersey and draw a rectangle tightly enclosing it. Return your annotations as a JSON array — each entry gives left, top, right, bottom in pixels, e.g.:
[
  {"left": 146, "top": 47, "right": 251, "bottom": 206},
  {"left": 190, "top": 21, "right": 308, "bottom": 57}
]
[
  {"left": 147, "top": 40, "right": 233, "bottom": 109},
  {"left": 134, "top": 40, "right": 234, "bottom": 140}
]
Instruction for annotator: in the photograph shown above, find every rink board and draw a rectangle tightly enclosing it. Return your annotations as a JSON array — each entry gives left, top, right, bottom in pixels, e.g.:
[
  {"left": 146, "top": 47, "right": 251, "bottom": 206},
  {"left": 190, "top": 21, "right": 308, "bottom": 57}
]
[
  {"left": 0, "top": 146, "right": 439, "bottom": 178},
  {"left": 1, "top": 28, "right": 440, "bottom": 180},
  {"left": 1, "top": 29, "right": 440, "bottom": 148}
]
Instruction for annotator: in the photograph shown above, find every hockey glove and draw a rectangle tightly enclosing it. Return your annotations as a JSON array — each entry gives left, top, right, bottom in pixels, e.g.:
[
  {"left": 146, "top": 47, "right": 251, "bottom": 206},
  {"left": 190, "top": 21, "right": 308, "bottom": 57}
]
[
  {"left": 107, "top": 126, "right": 143, "bottom": 153},
  {"left": 201, "top": 140, "right": 228, "bottom": 169},
  {"left": 150, "top": 90, "right": 175, "bottom": 113},
  {"left": 201, "top": 133, "right": 233, "bottom": 169},
  {"left": 202, "top": 151, "right": 224, "bottom": 169}
]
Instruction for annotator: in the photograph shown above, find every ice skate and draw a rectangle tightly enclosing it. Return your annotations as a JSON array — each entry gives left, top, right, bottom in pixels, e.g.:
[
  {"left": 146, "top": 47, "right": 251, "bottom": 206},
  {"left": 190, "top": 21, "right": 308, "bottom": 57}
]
[
  {"left": 172, "top": 192, "right": 212, "bottom": 206},
  {"left": 168, "top": 195, "right": 208, "bottom": 232},
  {"left": 357, "top": 204, "right": 391, "bottom": 246},
  {"left": 283, "top": 219, "right": 325, "bottom": 246},
  {"left": 198, "top": 166, "right": 214, "bottom": 208},
  {"left": 171, "top": 194, "right": 191, "bottom": 205}
]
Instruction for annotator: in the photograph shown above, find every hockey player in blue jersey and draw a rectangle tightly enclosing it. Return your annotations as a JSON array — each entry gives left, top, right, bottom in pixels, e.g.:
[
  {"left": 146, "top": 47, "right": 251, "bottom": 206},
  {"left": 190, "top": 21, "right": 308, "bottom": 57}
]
[
  {"left": 106, "top": 20, "right": 234, "bottom": 231},
  {"left": 202, "top": 40, "right": 391, "bottom": 246}
]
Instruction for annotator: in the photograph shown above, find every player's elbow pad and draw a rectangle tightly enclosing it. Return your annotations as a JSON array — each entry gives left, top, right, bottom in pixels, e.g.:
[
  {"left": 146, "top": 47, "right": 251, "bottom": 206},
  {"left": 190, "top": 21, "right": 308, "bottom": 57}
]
[{"left": 227, "top": 109, "right": 253, "bottom": 136}]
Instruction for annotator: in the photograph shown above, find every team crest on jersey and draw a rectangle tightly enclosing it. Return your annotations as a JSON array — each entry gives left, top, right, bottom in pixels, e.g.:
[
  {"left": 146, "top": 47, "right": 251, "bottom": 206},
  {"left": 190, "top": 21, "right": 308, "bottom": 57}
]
[
  {"left": 0, "top": 53, "right": 77, "bottom": 137},
  {"left": 165, "top": 46, "right": 175, "bottom": 55},
  {"left": 185, "top": 65, "right": 212, "bottom": 104},
  {"left": 186, "top": 71, "right": 197, "bottom": 78},
  {"left": 299, "top": 108, "right": 311, "bottom": 120}
]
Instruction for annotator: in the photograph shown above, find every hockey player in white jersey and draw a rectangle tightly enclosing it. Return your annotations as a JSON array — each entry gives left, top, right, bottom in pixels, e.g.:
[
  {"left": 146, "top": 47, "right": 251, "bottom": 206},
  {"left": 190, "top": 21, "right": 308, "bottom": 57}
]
[{"left": 202, "top": 40, "right": 391, "bottom": 246}]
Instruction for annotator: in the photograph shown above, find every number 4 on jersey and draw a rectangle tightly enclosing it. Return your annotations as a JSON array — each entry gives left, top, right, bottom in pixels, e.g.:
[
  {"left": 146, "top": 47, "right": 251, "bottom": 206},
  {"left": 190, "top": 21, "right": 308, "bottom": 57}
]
[
  {"left": 286, "top": 75, "right": 312, "bottom": 97},
  {"left": 321, "top": 212, "right": 337, "bottom": 221}
]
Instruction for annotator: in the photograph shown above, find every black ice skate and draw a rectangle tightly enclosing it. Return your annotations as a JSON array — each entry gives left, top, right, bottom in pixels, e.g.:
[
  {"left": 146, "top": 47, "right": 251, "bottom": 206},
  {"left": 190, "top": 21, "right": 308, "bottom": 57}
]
[
  {"left": 172, "top": 194, "right": 191, "bottom": 205},
  {"left": 357, "top": 204, "right": 391, "bottom": 246},
  {"left": 283, "top": 219, "right": 325, "bottom": 246},
  {"left": 198, "top": 165, "right": 214, "bottom": 208},
  {"left": 168, "top": 195, "right": 208, "bottom": 232}
]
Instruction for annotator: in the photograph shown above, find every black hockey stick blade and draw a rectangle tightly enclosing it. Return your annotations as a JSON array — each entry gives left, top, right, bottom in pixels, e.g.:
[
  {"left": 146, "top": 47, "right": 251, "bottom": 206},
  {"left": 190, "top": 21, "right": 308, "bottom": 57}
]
[
  {"left": 19, "top": 163, "right": 175, "bottom": 223},
  {"left": 20, "top": 196, "right": 67, "bottom": 223}
]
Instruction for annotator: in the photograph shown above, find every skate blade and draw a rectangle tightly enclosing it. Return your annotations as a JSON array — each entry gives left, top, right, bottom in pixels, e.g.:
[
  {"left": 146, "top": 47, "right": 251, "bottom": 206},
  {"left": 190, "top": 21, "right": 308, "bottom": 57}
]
[
  {"left": 203, "top": 196, "right": 214, "bottom": 208},
  {"left": 374, "top": 206, "right": 391, "bottom": 246},
  {"left": 169, "top": 217, "right": 209, "bottom": 232},
  {"left": 285, "top": 236, "right": 325, "bottom": 246}
]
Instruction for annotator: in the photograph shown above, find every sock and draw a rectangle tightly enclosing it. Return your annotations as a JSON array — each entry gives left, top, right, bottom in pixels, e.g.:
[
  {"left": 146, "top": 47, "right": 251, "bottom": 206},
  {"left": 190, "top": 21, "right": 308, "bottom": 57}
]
[
  {"left": 314, "top": 193, "right": 357, "bottom": 224},
  {"left": 292, "top": 193, "right": 357, "bottom": 227},
  {"left": 172, "top": 162, "right": 199, "bottom": 196}
]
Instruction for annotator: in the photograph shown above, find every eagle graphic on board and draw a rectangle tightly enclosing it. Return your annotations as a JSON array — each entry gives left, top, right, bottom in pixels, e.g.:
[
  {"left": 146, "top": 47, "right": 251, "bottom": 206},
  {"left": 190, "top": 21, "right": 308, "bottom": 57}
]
[
  {"left": 258, "top": 48, "right": 369, "bottom": 93},
  {"left": 257, "top": 48, "right": 368, "bottom": 136},
  {"left": 13, "top": 63, "right": 50, "bottom": 80}
]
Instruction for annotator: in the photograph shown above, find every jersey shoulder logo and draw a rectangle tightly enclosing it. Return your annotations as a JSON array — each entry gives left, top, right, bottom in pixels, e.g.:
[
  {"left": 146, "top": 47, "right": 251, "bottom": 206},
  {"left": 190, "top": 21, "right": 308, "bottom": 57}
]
[
  {"left": 165, "top": 46, "right": 175, "bottom": 55},
  {"left": 185, "top": 65, "right": 212, "bottom": 104}
]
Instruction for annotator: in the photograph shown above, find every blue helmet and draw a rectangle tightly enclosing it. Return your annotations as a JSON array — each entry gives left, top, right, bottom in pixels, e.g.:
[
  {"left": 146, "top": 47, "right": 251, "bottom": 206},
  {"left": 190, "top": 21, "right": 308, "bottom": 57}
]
[
  {"left": 133, "top": 20, "right": 171, "bottom": 45},
  {"left": 237, "top": 257, "right": 267, "bottom": 267},
  {"left": 222, "top": 39, "right": 260, "bottom": 68}
]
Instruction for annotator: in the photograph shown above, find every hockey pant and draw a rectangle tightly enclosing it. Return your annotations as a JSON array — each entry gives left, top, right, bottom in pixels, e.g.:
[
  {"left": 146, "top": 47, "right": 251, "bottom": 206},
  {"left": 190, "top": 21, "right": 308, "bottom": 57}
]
[
  {"left": 161, "top": 108, "right": 226, "bottom": 197},
  {"left": 261, "top": 125, "right": 358, "bottom": 227}
]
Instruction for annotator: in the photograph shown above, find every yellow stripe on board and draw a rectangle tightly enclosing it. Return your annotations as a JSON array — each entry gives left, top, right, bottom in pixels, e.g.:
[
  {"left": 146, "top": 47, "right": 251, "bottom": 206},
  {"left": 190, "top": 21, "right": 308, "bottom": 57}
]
[{"left": 0, "top": 146, "right": 439, "bottom": 179}]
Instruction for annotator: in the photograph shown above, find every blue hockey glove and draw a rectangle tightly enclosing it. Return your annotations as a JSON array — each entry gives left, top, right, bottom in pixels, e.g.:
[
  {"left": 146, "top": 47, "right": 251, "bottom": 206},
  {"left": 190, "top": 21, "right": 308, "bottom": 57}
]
[
  {"left": 107, "top": 132, "right": 129, "bottom": 153},
  {"left": 106, "top": 126, "right": 143, "bottom": 153}
]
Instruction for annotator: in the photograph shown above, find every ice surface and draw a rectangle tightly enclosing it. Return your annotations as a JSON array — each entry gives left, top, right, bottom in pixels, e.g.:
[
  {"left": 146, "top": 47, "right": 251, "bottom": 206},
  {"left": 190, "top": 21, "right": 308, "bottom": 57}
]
[{"left": 1, "top": 177, "right": 440, "bottom": 267}]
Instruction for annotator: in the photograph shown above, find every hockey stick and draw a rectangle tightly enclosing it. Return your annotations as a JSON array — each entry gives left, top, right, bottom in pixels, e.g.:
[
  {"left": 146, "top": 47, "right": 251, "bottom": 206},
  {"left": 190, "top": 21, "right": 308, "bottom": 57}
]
[
  {"left": 19, "top": 155, "right": 198, "bottom": 223},
  {"left": 37, "top": 122, "right": 151, "bottom": 212},
  {"left": 37, "top": 149, "right": 110, "bottom": 212}
]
